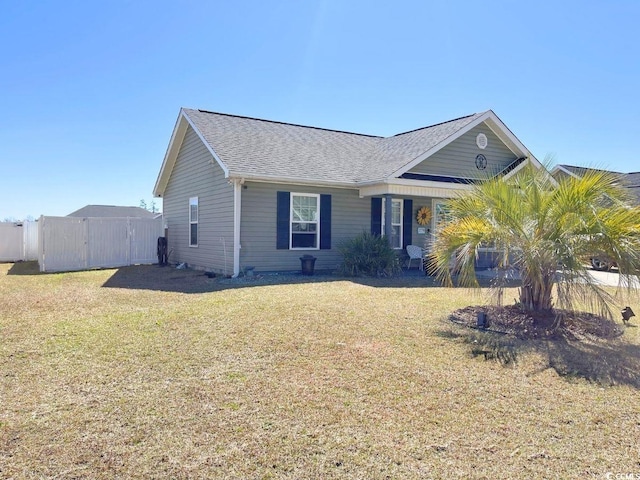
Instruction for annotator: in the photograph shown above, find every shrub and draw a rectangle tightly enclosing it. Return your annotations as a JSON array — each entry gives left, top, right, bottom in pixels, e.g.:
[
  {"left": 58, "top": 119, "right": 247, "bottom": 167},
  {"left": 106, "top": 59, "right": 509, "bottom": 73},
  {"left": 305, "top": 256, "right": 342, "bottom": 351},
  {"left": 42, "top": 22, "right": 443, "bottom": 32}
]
[{"left": 337, "top": 231, "right": 402, "bottom": 277}]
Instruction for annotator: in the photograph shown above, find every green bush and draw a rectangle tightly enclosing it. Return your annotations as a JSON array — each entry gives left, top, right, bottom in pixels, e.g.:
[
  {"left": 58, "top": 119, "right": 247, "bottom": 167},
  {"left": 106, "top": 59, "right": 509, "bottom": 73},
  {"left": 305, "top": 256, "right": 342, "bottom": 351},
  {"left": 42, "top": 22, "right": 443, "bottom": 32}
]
[{"left": 337, "top": 231, "right": 402, "bottom": 277}]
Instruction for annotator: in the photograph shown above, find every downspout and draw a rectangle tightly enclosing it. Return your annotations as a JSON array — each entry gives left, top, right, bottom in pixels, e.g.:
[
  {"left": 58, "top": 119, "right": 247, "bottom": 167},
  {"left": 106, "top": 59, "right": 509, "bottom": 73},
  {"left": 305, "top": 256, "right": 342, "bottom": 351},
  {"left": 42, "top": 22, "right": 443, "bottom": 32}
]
[
  {"left": 383, "top": 194, "right": 393, "bottom": 241},
  {"left": 232, "top": 178, "right": 242, "bottom": 278}
]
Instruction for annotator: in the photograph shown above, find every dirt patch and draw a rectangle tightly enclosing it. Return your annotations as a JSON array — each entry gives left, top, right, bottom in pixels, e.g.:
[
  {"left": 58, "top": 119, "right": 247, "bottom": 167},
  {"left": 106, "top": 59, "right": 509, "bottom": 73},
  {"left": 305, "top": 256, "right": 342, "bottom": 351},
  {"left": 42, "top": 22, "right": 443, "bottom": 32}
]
[{"left": 450, "top": 305, "right": 624, "bottom": 340}]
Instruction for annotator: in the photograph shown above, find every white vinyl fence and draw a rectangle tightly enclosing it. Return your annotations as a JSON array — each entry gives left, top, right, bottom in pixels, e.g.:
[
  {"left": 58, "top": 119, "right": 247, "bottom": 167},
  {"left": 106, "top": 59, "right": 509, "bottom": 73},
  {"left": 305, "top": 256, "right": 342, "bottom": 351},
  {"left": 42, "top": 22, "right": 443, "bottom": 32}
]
[
  {"left": 0, "top": 221, "right": 38, "bottom": 262},
  {"left": 38, "top": 216, "right": 163, "bottom": 272}
]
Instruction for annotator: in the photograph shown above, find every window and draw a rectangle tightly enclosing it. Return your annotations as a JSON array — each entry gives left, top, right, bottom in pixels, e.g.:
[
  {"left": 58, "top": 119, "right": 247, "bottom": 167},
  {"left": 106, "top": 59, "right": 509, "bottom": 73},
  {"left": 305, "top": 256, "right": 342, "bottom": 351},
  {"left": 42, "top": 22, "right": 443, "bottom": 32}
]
[
  {"left": 291, "top": 193, "right": 319, "bottom": 249},
  {"left": 433, "top": 200, "right": 453, "bottom": 233},
  {"left": 189, "top": 197, "right": 198, "bottom": 246},
  {"left": 277, "top": 191, "right": 331, "bottom": 250},
  {"left": 381, "top": 199, "right": 403, "bottom": 249}
]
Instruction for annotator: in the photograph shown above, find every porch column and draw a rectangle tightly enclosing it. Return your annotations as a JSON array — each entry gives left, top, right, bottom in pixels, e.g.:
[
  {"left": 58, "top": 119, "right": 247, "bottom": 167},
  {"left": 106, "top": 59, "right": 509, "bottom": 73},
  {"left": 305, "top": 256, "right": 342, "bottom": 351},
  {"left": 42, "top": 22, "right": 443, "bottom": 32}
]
[{"left": 383, "top": 194, "right": 393, "bottom": 242}]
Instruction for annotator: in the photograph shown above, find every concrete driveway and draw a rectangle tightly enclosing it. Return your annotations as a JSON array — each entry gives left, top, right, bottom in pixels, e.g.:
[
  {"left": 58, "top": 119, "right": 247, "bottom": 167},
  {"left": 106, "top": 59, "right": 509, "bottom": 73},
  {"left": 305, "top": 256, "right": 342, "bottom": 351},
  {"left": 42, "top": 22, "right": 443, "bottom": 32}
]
[
  {"left": 587, "top": 268, "right": 640, "bottom": 287},
  {"left": 475, "top": 267, "right": 638, "bottom": 287}
]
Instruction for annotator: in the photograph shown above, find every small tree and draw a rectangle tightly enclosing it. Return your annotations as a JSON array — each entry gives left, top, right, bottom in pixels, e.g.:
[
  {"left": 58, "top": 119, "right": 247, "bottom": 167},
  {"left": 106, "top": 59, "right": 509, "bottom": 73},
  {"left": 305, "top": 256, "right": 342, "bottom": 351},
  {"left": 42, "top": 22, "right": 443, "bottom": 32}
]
[{"left": 431, "top": 162, "right": 640, "bottom": 321}]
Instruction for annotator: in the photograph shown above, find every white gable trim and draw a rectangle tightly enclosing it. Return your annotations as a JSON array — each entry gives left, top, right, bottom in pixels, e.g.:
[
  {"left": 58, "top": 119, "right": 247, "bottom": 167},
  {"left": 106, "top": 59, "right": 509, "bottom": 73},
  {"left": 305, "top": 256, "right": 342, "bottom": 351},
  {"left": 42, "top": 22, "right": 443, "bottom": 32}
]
[
  {"left": 153, "top": 112, "right": 186, "bottom": 196},
  {"left": 389, "top": 110, "right": 541, "bottom": 179},
  {"left": 550, "top": 165, "right": 581, "bottom": 179},
  {"left": 501, "top": 158, "right": 558, "bottom": 186},
  {"left": 502, "top": 158, "right": 531, "bottom": 181},
  {"left": 153, "top": 109, "right": 230, "bottom": 197},
  {"left": 482, "top": 113, "right": 542, "bottom": 169},
  {"left": 182, "top": 111, "right": 229, "bottom": 178}
]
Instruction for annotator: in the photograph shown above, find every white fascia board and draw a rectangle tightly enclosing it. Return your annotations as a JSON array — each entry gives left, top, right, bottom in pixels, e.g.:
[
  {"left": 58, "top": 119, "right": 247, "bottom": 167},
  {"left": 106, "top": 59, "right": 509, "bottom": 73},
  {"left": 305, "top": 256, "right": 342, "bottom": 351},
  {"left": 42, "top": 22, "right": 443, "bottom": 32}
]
[
  {"left": 482, "top": 111, "right": 542, "bottom": 167},
  {"left": 359, "top": 179, "right": 473, "bottom": 198},
  {"left": 388, "top": 111, "right": 492, "bottom": 179},
  {"left": 153, "top": 111, "right": 188, "bottom": 197},
  {"left": 228, "top": 173, "right": 356, "bottom": 189},
  {"left": 181, "top": 110, "right": 229, "bottom": 178},
  {"left": 153, "top": 109, "right": 230, "bottom": 197},
  {"left": 388, "top": 110, "right": 543, "bottom": 181},
  {"left": 502, "top": 158, "right": 530, "bottom": 181},
  {"left": 503, "top": 158, "right": 559, "bottom": 187},
  {"left": 387, "top": 178, "right": 473, "bottom": 190},
  {"left": 550, "top": 164, "right": 580, "bottom": 179}
]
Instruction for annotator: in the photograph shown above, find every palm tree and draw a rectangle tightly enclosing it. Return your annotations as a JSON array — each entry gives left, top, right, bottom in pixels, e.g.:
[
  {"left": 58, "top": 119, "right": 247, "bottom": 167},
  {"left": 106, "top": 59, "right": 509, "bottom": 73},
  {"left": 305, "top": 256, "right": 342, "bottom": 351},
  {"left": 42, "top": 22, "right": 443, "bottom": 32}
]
[{"left": 430, "top": 162, "right": 640, "bottom": 321}]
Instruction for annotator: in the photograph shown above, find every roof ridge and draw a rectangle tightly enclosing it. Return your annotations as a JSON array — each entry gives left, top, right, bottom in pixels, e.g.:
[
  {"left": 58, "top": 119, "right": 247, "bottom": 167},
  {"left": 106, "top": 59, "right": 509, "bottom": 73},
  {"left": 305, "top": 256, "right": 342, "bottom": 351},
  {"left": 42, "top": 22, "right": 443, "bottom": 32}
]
[
  {"left": 194, "top": 109, "right": 383, "bottom": 138},
  {"left": 391, "top": 112, "right": 481, "bottom": 137}
]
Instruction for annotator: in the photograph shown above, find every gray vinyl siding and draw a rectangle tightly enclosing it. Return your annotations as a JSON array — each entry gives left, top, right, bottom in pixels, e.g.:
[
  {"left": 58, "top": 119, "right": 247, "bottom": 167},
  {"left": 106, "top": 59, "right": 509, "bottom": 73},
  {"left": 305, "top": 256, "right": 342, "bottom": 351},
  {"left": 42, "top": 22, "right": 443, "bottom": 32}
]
[
  {"left": 240, "top": 182, "right": 370, "bottom": 272},
  {"left": 162, "top": 126, "right": 234, "bottom": 273},
  {"left": 240, "top": 181, "right": 435, "bottom": 272},
  {"left": 411, "top": 199, "right": 436, "bottom": 249},
  {"left": 408, "top": 124, "right": 517, "bottom": 179}
]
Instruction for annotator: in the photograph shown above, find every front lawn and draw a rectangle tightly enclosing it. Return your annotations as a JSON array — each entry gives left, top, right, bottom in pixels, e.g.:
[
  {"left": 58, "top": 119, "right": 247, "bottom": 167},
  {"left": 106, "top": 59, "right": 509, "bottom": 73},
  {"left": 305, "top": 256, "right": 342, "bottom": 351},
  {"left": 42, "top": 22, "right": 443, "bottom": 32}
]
[{"left": 1, "top": 263, "right": 639, "bottom": 478}]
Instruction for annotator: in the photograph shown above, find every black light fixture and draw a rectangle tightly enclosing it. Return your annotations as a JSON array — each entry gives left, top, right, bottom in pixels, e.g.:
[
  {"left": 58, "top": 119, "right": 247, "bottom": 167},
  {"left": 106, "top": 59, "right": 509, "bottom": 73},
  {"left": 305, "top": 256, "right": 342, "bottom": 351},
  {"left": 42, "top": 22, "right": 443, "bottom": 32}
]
[{"left": 621, "top": 306, "right": 635, "bottom": 324}]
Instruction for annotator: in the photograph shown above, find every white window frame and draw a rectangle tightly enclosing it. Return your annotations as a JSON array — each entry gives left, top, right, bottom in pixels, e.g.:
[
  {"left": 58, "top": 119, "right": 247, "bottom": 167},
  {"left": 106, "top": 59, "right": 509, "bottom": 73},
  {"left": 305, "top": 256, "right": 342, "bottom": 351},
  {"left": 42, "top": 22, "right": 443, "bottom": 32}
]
[
  {"left": 381, "top": 198, "right": 403, "bottom": 250},
  {"left": 290, "top": 193, "right": 320, "bottom": 250},
  {"left": 189, "top": 197, "right": 198, "bottom": 247},
  {"left": 432, "top": 199, "right": 453, "bottom": 235}
]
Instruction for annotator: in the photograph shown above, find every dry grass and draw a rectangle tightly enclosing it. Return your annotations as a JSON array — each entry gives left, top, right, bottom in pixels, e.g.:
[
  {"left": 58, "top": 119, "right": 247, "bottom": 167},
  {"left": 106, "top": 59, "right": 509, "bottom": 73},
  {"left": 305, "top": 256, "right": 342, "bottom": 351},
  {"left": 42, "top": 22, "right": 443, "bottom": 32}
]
[{"left": 1, "top": 262, "right": 640, "bottom": 479}]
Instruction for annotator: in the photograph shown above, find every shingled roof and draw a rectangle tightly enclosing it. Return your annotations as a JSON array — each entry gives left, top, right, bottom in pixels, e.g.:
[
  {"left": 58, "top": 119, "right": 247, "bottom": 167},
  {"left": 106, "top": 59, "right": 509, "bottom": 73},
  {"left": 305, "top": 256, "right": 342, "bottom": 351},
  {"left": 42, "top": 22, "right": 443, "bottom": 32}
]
[
  {"left": 155, "top": 108, "right": 535, "bottom": 196},
  {"left": 622, "top": 172, "right": 640, "bottom": 204},
  {"left": 183, "top": 108, "right": 488, "bottom": 184},
  {"left": 68, "top": 205, "right": 156, "bottom": 218}
]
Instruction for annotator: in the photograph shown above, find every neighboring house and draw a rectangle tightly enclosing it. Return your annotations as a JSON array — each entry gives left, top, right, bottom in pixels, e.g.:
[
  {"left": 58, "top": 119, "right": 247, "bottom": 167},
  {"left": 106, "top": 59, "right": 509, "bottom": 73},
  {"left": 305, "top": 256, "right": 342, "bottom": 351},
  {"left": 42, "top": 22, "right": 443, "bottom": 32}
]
[
  {"left": 551, "top": 165, "right": 640, "bottom": 206},
  {"left": 551, "top": 164, "right": 640, "bottom": 271},
  {"left": 68, "top": 205, "right": 157, "bottom": 218},
  {"left": 623, "top": 172, "right": 640, "bottom": 205},
  {"left": 154, "top": 108, "right": 543, "bottom": 276}
]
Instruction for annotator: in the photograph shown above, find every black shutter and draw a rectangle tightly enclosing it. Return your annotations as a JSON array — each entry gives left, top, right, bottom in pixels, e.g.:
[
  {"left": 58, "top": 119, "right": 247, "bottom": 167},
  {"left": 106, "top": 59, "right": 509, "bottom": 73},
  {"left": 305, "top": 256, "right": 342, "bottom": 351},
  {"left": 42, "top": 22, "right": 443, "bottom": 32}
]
[
  {"left": 320, "top": 194, "right": 331, "bottom": 250},
  {"left": 403, "top": 199, "right": 413, "bottom": 248},
  {"left": 371, "top": 198, "right": 382, "bottom": 235},
  {"left": 276, "top": 191, "right": 290, "bottom": 249}
]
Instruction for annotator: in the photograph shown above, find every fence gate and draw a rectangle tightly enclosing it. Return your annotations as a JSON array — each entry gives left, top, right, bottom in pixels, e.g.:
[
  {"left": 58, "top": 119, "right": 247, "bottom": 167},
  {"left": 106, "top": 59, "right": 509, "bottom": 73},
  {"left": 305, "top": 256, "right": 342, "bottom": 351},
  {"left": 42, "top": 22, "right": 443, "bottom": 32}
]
[
  {"left": 0, "top": 221, "right": 38, "bottom": 262},
  {"left": 38, "top": 216, "right": 163, "bottom": 272}
]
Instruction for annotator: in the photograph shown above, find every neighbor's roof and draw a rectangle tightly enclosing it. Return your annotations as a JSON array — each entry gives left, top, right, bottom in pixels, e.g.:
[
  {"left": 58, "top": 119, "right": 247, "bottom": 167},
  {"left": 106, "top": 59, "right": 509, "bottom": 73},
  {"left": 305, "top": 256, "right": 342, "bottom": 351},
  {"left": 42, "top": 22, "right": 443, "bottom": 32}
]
[
  {"left": 624, "top": 172, "right": 640, "bottom": 186},
  {"left": 154, "top": 108, "right": 537, "bottom": 195},
  {"left": 553, "top": 165, "right": 640, "bottom": 205},
  {"left": 622, "top": 172, "right": 640, "bottom": 204},
  {"left": 68, "top": 205, "right": 156, "bottom": 218},
  {"left": 555, "top": 164, "right": 625, "bottom": 177}
]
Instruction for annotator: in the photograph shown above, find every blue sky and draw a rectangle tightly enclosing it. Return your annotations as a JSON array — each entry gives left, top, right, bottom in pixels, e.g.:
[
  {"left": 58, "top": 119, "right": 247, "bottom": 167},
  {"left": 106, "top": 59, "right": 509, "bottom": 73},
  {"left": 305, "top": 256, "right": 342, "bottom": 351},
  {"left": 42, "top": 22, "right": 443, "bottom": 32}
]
[{"left": 1, "top": 0, "right": 638, "bottom": 220}]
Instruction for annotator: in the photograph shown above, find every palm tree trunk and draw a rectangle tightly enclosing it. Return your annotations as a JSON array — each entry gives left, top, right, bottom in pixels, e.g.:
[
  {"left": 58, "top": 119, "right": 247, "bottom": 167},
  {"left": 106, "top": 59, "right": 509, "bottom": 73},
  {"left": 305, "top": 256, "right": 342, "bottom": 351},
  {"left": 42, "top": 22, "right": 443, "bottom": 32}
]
[{"left": 519, "top": 273, "right": 554, "bottom": 313}]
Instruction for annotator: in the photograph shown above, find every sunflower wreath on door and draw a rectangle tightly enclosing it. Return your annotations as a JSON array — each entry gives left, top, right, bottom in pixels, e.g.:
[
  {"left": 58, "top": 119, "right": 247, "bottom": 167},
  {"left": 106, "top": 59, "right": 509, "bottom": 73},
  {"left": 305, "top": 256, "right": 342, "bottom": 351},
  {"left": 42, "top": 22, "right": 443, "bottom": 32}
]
[{"left": 416, "top": 206, "right": 431, "bottom": 226}]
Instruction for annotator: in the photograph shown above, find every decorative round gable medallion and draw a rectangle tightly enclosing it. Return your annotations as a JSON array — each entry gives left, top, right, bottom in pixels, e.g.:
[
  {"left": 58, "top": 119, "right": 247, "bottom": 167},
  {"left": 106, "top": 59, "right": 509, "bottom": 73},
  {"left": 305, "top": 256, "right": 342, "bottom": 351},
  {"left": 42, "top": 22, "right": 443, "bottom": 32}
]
[
  {"left": 476, "top": 133, "right": 488, "bottom": 150},
  {"left": 475, "top": 154, "right": 487, "bottom": 170}
]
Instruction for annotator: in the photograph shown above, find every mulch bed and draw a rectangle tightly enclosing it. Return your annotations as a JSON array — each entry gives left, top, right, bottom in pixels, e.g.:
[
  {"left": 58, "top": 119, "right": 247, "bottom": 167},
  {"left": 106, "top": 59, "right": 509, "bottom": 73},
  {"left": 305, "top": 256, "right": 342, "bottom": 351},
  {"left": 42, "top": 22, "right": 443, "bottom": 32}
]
[{"left": 450, "top": 305, "right": 624, "bottom": 341}]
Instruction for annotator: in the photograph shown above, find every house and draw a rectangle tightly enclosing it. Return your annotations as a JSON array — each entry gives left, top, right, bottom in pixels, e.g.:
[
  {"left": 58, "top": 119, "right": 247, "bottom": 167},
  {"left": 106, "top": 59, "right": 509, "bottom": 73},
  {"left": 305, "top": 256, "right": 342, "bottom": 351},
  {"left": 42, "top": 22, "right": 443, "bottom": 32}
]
[
  {"left": 68, "top": 205, "right": 157, "bottom": 219},
  {"left": 551, "top": 165, "right": 640, "bottom": 205},
  {"left": 153, "top": 108, "right": 543, "bottom": 276},
  {"left": 551, "top": 165, "right": 640, "bottom": 271}
]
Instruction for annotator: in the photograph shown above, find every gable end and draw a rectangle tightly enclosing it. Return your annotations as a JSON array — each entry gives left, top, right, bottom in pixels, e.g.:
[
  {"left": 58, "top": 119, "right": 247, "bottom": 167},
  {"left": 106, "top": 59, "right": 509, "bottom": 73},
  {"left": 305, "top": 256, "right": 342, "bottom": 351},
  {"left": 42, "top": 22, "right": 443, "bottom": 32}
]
[{"left": 154, "top": 109, "right": 229, "bottom": 197}]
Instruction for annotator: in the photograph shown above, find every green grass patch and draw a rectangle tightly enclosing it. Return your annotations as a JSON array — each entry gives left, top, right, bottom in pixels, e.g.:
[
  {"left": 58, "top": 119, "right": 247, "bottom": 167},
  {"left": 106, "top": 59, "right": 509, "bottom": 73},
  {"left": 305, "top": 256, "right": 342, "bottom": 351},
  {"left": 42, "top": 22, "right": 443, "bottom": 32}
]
[{"left": 1, "top": 262, "right": 639, "bottom": 478}]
